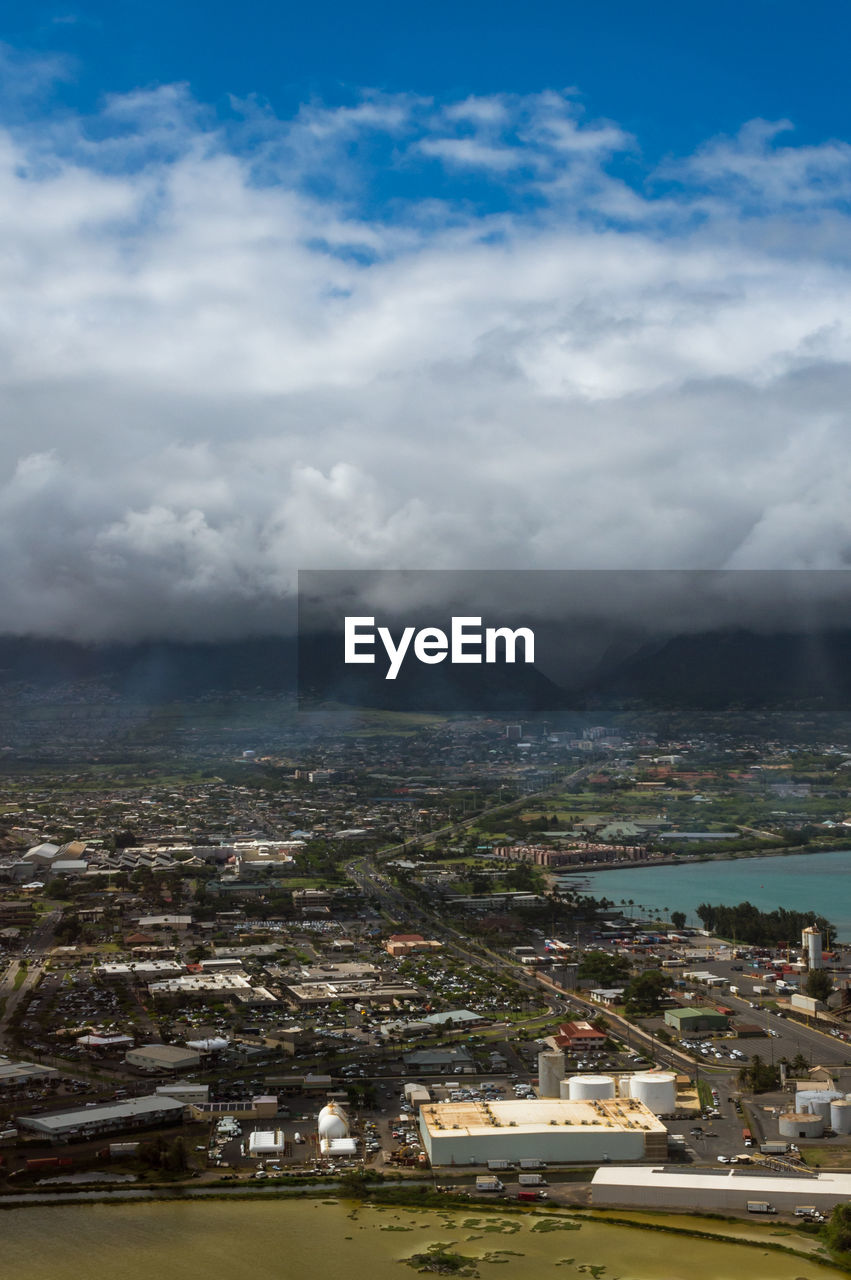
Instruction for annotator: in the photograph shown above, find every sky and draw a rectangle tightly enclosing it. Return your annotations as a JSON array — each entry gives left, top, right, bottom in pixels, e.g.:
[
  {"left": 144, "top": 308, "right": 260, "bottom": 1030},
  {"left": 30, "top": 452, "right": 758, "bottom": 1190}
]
[{"left": 2, "top": 3, "right": 851, "bottom": 642}]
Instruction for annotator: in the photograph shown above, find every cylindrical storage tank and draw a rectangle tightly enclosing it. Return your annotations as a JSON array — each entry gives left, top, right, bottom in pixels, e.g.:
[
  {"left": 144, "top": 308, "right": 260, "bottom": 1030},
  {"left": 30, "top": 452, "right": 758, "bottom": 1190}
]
[
  {"left": 796, "top": 1090, "right": 841, "bottom": 1123},
  {"left": 802, "top": 925, "right": 823, "bottom": 970},
  {"left": 559, "top": 1079, "right": 572, "bottom": 1099},
  {"left": 567, "top": 1074, "right": 615, "bottom": 1101},
  {"left": 628, "top": 1072, "right": 677, "bottom": 1115},
  {"left": 779, "top": 1111, "right": 824, "bottom": 1139},
  {"left": 538, "top": 1050, "right": 565, "bottom": 1099},
  {"left": 831, "top": 1101, "right": 851, "bottom": 1135}
]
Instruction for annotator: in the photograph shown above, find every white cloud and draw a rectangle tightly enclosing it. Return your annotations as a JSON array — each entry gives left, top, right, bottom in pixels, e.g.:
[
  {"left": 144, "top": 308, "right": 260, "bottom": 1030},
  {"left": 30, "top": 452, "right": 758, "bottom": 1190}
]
[{"left": 0, "top": 71, "right": 849, "bottom": 639}]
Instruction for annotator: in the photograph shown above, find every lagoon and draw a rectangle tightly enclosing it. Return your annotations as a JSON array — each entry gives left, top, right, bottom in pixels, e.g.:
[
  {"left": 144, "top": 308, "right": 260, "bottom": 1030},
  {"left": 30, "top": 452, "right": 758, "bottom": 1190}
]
[
  {"left": 557, "top": 848, "right": 851, "bottom": 939},
  {"left": 0, "top": 1198, "right": 845, "bottom": 1280}
]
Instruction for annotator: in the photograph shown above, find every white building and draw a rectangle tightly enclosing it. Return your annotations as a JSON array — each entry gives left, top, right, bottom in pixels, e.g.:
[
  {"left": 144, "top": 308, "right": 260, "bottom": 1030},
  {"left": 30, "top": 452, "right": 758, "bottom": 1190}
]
[
  {"left": 249, "top": 1129, "right": 285, "bottom": 1157},
  {"left": 418, "top": 1098, "right": 667, "bottom": 1167},
  {"left": 592, "top": 1165, "right": 851, "bottom": 1213}
]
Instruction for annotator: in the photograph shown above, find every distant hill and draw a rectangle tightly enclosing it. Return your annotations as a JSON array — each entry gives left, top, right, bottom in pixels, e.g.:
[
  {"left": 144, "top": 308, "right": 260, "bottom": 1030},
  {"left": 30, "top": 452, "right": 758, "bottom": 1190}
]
[{"left": 3, "top": 627, "right": 851, "bottom": 712}]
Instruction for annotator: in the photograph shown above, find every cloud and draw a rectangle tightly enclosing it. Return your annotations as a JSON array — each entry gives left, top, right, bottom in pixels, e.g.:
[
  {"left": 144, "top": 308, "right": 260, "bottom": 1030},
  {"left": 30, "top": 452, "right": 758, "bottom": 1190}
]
[{"left": 0, "top": 65, "right": 850, "bottom": 640}]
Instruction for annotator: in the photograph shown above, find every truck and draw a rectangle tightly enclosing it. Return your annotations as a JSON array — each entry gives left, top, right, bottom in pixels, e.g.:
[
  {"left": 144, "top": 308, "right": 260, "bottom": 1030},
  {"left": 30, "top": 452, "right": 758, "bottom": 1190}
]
[
  {"left": 476, "top": 1176, "right": 504, "bottom": 1193},
  {"left": 794, "top": 1207, "right": 822, "bottom": 1220},
  {"left": 741, "top": 1127, "right": 753, "bottom": 1147},
  {"left": 487, "top": 1160, "right": 511, "bottom": 1171},
  {"left": 518, "top": 1172, "right": 547, "bottom": 1186},
  {"left": 518, "top": 1159, "right": 546, "bottom": 1170},
  {"left": 517, "top": 1189, "right": 548, "bottom": 1202},
  {"left": 760, "top": 1142, "right": 789, "bottom": 1155},
  {"left": 747, "top": 1202, "right": 776, "bottom": 1215}
]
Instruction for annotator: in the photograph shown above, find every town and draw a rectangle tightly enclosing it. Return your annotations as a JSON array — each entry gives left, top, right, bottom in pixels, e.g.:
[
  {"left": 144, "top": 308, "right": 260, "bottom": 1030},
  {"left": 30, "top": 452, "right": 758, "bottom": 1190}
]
[{"left": 0, "top": 707, "right": 849, "bottom": 1241}]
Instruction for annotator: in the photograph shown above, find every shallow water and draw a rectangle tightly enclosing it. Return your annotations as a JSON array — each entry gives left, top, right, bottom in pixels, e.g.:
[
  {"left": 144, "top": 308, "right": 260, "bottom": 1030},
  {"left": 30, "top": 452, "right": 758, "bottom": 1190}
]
[{"left": 1, "top": 1198, "right": 844, "bottom": 1280}]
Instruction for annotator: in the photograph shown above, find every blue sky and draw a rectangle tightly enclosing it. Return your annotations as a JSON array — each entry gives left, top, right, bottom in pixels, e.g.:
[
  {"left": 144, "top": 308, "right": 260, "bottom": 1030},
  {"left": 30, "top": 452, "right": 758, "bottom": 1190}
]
[
  {"left": 4, "top": 1, "right": 851, "bottom": 161},
  {"left": 1, "top": 3, "right": 851, "bottom": 640}
]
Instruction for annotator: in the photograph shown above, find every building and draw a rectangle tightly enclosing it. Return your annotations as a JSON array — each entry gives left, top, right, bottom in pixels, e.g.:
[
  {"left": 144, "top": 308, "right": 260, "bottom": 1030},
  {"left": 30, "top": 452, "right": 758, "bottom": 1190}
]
[
  {"left": 18, "top": 1095, "right": 186, "bottom": 1142},
  {"left": 555, "top": 1021, "right": 607, "bottom": 1052},
  {"left": 248, "top": 1129, "right": 285, "bottom": 1157},
  {"left": 404, "top": 1047, "right": 473, "bottom": 1072},
  {"left": 125, "top": 1044, "right": 201, "bottom": 1073},
  {"left": 591, "top": 1166, "right": 851, "bottom": 1213},
  {"left": 0, "top": 1057, "right": 60, "bottom": 1088},
  {"left": 419, "top": 1097, "right": 667, "bottom": 1166},
  {"left": 664, "top": 1007, "right": 728, "bottom": 1035},
  {"left": 385, "top": 933, "right": 443, "bottom": 958}
]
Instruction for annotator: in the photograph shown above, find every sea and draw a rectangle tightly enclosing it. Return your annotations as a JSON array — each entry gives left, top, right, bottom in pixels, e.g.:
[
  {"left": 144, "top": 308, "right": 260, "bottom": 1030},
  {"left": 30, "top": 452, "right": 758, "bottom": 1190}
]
[{"left": 555, "top": 848, "right": 851, "bottom": 940}]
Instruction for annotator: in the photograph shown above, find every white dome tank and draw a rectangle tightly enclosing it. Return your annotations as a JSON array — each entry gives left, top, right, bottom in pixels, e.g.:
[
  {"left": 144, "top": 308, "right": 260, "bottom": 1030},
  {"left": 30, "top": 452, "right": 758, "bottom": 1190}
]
[
  {"left": 317, "top": 1101, "right": 349, "bottom": 1140},
  {"left": 779, "top": 1110, "right": 824, "bottom": 1139},
  {"left": 831, "top": 1101, "right": 851, "bottom": 1135},
  {"left": 628, "top": 1072, "right": 677, "bottom": 1115},
  {"left": 538, "top": 1050, "right": 565, "bottom": 1099},
  {"left": 567, "top": 1074, "right": 615, "bottom": 1101}
]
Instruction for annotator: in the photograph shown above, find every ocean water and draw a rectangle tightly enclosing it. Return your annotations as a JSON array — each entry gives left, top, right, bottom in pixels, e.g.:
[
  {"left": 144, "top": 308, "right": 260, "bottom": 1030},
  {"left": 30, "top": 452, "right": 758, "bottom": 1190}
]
[{"left": 557, "top": 848, "right": 851, "bottom": 939}]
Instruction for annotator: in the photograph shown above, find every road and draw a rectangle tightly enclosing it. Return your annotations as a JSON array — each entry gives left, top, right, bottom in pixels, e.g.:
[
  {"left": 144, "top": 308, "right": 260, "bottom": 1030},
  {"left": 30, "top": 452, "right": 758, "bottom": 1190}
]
[{"left": 0, "top": 910, "right": 62, "bottom": 1045}]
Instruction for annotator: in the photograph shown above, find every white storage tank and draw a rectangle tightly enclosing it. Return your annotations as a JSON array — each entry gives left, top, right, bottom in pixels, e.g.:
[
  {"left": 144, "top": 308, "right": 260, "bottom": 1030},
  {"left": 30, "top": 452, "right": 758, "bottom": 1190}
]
[
  {"left": 567, "top": 1074, "right": 615, "bottom": 1101},
  {"left": 831, "top": 1101, "right": 851, "bottom": 1135},
  {"left": 802, "top": 925, "right": 823, "bottom": 970},
  {"left": 559, "top": 1080, "right": 572, "bottom": 1100},
  {"left": 538, "top": 1050, "right": 565, "bottom": 1099},
  {"left": 779, "top": 1110, "right": 824, "bottom": 1139},
  {"left": 796, "top": 1090, "right": 842, "bottom": 1123},
  {"left": 628, "top": 1072, "right": 677, "bottom": 1115}
]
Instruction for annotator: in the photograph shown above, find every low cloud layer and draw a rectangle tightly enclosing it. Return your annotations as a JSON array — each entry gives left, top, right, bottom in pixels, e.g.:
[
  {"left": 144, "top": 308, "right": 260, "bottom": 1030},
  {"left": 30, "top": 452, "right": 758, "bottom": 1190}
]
[{"left": 3, "top": 60, "right": 851, "bottom": 641}]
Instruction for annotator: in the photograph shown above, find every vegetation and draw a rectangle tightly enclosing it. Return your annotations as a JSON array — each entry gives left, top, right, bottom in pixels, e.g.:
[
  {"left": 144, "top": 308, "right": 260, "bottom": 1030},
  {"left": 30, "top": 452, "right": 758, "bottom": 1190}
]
[
  {"left": 623, "top": 969, "right": 668, "bottom": 1015},
  {"left": 737, "top": 1054, "right": 780, "bottom": 1093},
  {"left": 804, "top": 967, "right": 833, "bottom": 1002},
  {"left": 695, "top": 901, "right": 835, "bottom": 947},
  {"left": 405, "top": 1243, "right": 478, "bottom": 1275},
  {"left": 823, "top": 1203, "right": 851, "bottom": 1262},
  {"left": 577, "top": 950, "right": 630, "bottom": 987}
]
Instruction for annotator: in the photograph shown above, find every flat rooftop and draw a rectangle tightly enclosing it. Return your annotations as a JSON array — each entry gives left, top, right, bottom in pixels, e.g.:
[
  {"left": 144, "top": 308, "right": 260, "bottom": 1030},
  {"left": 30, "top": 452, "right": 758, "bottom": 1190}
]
[
  {"left": 592, "top": 1166, "right": 851, "bottom": 1195},
  {"left": 421, "top": 1098, "right": 665, "bottom": 1137},
  {"left": 19, "top": 1094, "right": 185, "bottom": 1133}
]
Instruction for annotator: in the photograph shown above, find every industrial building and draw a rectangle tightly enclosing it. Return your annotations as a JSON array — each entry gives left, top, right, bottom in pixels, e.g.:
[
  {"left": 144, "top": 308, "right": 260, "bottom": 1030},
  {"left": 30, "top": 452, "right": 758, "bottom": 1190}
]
[
  {"left": 664, "top": 1007, "right": 728, "bottom": 1035},
  {"left": 125, "top": 1044, "right": 201, "bottom": 1073},
  {"left": 248, "top": 1129, "right": 285, "bottom": 1157},
  {"left": 0, "top": 1057, "right": 60, "bottom": 1088},
  {"left": 18, "top": 1095, "right": 186, "bottom": 1141},
  {"left": 418, "top": 1097, "right": 667, "bottom": 1166},
  {"left": 591, "top": 1166, "right": 851, "bottom": 1214}
]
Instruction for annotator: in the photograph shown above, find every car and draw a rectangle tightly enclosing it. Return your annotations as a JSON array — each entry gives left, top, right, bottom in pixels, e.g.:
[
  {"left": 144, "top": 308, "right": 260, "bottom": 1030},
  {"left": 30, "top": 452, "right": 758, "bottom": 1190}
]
[{"left": 717, "top": 1155, "right": 729, "bottom": 1164}]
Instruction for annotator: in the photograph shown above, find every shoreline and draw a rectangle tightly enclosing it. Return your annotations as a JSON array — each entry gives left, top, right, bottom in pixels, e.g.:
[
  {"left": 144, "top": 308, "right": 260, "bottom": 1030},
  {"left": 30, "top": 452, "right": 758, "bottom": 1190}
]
[
  {"left": 0, "top": 1184, "right": 842, "bottom": 1272},
  {"left": 552, "top": 842, "right": 849, "bottom": 878}
]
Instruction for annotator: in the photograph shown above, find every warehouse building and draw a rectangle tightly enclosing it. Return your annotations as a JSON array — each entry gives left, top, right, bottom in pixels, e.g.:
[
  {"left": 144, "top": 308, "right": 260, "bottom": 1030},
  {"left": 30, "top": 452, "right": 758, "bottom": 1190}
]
[
  {"left": 591, "top": 1166, "right": 851, "bottom": 1214},
  {"left": 664, "top": 1007, "right": 728, "bottom": 1035},
  {"left": 125, "top": 1044, "right": 201, "bottom": 1073},
  {"left": 0, "top": 1057, "right": 60, "bottom": 1088},
  {"left": 18, "top": 1095, "right": 186, "bottom": 1142},
  {"left": 419, "top": 1097, "right": 667, "bottom": 1166}
]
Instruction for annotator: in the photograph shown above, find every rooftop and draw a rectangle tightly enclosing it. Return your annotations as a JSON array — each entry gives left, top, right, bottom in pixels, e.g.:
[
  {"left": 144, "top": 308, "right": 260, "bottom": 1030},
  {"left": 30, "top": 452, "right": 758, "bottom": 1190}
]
[{"left": 421, "top": 1098, "right": 665, "bottom": 1137}]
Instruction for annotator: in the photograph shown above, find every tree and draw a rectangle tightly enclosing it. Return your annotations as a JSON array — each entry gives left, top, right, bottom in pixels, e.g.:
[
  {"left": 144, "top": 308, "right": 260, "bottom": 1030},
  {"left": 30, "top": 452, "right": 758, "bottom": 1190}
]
[
  {"left": 577, "top": 950, "right": 631, "bottom": 987},
  {"left": 670, "top": 911, "right": 687, "bottom": 931},
  {"left": 824, "top": 1204, "right": 851, "bottom": 1260},
  {"left": 624, "top": 970, "right": 668, "bottom": 1016},
  {"left": 738, "top": 1053, "right": 780, "bottom": 1093},
  {"left": 805, "top": 968, "right": 833, "bottom": 1002}
]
